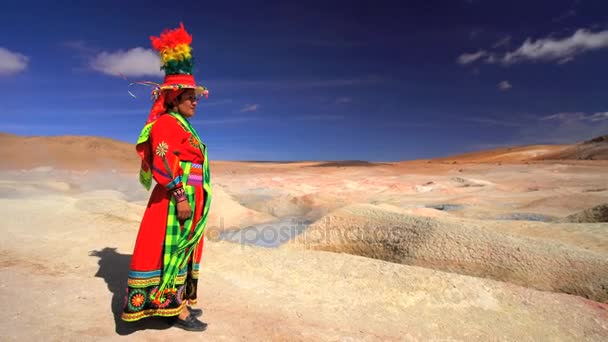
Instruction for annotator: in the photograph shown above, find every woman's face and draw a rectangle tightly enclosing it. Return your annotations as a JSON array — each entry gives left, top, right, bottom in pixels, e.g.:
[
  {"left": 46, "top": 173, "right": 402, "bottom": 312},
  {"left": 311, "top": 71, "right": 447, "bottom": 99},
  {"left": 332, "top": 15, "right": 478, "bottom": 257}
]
[{"left": 175, "top": 89, "right": 198, "bottom": 118}]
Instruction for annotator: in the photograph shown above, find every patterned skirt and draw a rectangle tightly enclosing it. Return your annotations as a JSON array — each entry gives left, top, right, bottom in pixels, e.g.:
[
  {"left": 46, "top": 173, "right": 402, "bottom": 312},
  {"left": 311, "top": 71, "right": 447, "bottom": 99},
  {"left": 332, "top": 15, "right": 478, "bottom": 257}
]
[
  {"left": 122, "top": 262, "right": 201, "bottom": 321},
  {"left": 122, "top": 173, "right": 205, "bottom": 322}
]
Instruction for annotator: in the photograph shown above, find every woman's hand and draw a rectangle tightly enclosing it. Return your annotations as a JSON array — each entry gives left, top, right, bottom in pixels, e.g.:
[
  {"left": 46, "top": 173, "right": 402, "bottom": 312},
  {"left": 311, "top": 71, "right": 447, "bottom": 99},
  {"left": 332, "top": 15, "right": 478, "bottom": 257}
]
[{"left": 176, "top": 200, "right": 192, "bottom": 222}]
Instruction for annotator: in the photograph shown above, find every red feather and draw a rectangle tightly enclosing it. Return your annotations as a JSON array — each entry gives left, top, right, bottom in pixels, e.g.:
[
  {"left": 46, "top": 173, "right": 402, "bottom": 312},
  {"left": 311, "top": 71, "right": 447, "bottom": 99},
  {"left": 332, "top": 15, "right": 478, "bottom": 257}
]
[{"left": 150, "top": 22, "right": 192, "bottom": 51}]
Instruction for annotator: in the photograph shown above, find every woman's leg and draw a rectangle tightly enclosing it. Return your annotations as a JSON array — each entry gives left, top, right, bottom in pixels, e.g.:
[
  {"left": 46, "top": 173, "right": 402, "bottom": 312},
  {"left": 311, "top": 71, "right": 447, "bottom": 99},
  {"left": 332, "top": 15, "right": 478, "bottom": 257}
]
[{"left": 178, "top": 305, "right": 190, "bottom": 319}]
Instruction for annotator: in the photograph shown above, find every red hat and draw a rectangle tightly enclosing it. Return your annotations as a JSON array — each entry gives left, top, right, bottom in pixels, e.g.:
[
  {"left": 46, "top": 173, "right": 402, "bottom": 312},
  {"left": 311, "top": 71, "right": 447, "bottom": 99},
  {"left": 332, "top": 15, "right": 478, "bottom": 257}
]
[{"left": 136, "top": 23, "right": 209, "bottom": 123}]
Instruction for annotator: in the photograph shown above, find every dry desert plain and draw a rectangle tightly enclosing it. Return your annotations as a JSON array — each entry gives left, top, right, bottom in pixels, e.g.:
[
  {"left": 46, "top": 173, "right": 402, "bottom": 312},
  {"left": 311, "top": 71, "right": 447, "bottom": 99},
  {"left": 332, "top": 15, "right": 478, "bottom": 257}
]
[{"left": 0, "top": 132, "right": 607, "bottom": 341}]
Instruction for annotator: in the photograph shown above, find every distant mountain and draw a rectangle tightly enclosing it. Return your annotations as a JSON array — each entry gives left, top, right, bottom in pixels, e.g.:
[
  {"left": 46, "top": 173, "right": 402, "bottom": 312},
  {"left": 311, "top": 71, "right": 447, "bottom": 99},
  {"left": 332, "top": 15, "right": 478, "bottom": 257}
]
[
  {"left": 1, "top": 133, "right": 606, "bottom": 171},
  {"left": 0, "top": 133, "right": 138, "bottom": 171},
  {"left": 534, "top": 135, "right": 608, "bottom": 161},
  {"left": 428, "top": 135, "right": 608, "bottom": 163}
]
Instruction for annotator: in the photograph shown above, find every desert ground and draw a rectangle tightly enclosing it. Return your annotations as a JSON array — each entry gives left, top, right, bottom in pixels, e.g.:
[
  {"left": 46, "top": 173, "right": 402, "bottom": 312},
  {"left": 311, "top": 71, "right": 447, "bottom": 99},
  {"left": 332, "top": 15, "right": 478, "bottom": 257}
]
[{"left": 0, "top": 132, "right": 607, "bottom": 341}]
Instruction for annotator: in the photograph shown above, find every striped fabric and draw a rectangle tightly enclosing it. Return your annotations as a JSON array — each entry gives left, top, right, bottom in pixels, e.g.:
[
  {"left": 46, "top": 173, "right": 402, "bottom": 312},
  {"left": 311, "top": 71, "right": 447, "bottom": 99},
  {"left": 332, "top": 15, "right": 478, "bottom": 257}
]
[
  {"left": 158, "top": 177, "right": 196, "bottom": 299},
  {"left": 186, "top": 163, "right": 203, "bottom": 186},
  {"left": 166, "top": 175, "right": 182, "bottom": 189},
  {"left": 127, "top": 272, "right": 187, "bottom": 288}
]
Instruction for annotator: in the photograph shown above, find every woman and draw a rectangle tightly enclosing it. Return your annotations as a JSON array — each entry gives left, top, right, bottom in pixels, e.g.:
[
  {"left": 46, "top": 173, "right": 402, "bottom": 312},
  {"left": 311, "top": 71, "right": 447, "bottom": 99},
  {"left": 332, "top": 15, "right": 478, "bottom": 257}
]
[{"left": 121, "top": 23, "right": 212, "bottom": 332}]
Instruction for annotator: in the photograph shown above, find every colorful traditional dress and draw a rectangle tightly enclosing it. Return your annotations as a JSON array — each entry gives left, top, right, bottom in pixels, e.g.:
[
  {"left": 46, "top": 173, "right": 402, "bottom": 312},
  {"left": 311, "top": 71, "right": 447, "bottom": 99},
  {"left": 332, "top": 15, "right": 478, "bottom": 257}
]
[{"left": 122, "top": 111, "right": 212, "bottom": 322}]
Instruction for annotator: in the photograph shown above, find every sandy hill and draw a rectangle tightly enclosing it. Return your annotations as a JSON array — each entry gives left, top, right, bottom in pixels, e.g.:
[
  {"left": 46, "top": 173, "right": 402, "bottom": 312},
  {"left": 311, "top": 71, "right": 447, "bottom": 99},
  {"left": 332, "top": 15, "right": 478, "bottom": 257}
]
[
  {"left": 0, "top": 133, "right": 139, "bottom": 171},
  {"left": 536, "top": 135, "right": 608, "bottom": 161},
  {"left": 2, "top": 132, "right": 607, "bottom": 170},
  {"left": 427, "top": 135, "right": 608, "bottom": 163},
  {"left": 427, "top": 144, "right": 569, "bottom": 163}
]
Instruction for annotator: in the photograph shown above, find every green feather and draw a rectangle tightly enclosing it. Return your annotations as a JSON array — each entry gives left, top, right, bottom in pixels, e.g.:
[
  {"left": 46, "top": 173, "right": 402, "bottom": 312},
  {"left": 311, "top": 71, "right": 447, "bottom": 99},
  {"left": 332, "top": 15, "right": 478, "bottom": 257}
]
[{"left": 162, "top": 58, "right": 194, "bottom": 75}]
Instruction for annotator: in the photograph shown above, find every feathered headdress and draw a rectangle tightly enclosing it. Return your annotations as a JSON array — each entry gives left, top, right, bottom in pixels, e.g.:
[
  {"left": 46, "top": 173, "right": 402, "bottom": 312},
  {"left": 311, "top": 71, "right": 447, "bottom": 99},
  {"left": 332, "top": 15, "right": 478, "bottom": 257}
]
[
  {"left": 151, "top": 22, "right": 194, "bottom": 75},
  {"left": 135, "top": 22, "right": 209, "bottom": 124}
]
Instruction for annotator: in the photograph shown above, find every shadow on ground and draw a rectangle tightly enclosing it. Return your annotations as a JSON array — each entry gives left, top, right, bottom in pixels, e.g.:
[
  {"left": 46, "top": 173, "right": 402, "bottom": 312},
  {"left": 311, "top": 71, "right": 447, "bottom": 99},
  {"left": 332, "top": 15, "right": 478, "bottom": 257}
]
[{"left": 89, "top": 247, "right": 172, "bottom": 335}]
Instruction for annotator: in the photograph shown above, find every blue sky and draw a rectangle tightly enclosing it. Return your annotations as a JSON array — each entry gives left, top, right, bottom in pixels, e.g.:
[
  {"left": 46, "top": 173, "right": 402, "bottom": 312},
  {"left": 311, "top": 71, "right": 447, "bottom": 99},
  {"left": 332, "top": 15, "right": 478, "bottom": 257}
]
[{"left": 1, "top": 0, "right": 607, "bottom": 161}]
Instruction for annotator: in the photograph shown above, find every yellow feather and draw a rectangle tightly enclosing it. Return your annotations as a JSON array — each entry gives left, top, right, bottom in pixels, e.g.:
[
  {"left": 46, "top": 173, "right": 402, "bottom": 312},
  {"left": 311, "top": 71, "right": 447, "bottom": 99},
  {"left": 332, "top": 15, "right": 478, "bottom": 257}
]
[{"left": 160, "top": 44, "right": 192, "bottom": 63}]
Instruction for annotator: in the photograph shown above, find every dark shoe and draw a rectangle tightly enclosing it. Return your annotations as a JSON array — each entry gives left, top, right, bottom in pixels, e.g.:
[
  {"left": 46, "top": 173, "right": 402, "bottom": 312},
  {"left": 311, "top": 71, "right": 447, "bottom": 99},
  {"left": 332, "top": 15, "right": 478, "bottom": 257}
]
[
  {"left": 187, "top": 306, "right": 203, "bottom": 318},
  {"left": 173, "top": 314, "right": 208, "bottom": 332}
]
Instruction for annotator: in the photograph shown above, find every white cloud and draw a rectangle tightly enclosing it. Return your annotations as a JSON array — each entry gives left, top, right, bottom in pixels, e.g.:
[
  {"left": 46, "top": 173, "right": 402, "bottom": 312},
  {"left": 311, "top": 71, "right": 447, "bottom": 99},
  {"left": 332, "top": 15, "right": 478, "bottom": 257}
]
[
  {"left": 502, "top": 29, "right": 608, "bottom": 64},
  {"left": 493, "top": 35, "right": 512, "bottom": 48},
  {"left": 458, "top": 28, "right": 608, "bottom": 66},
  {"left": 498, "top": 80, "right": 512, "bottom": 91},
  {"left": 541, "top": 111, "right": 608, "bottom": 123},
  {"left": 589, "top": 112, "right": 608, "bottom": 122},
  {"left": 240, "top": 104, "right": 259, "bottom": 112},
  {"left": 90, "top": 47, "right": 162, "bottom": 77},
  {"left": 540, "top": 112, "right": 585, "bottom": 121},
  {"left": 484, "top": 54, "right": 498, "bottom": 63},
  {"left": 0, "top": 47, "right": 29, "bottom": 75},
  {"left": 457, "top": 50, "right": 487, "bottom": 65}
]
